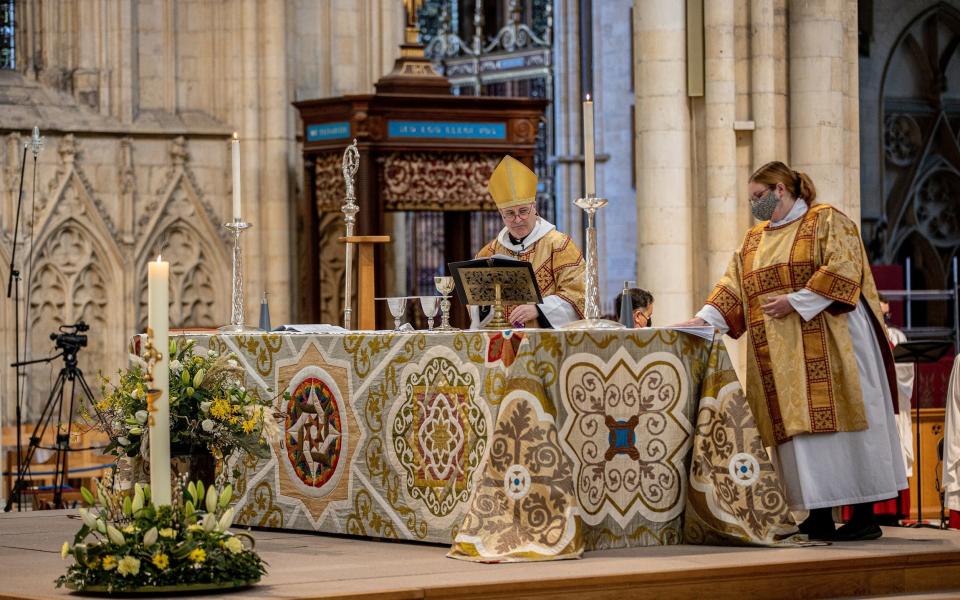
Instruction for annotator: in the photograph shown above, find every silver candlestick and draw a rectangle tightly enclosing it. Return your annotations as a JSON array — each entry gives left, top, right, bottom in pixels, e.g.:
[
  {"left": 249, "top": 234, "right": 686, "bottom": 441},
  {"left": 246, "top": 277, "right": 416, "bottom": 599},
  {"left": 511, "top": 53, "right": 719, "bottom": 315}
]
[
  {"left": 219, "top": 219, "right": 258, "bottom": 332},
  {"left": 564, "top": 195, "right": 623, "bottom": 329}
]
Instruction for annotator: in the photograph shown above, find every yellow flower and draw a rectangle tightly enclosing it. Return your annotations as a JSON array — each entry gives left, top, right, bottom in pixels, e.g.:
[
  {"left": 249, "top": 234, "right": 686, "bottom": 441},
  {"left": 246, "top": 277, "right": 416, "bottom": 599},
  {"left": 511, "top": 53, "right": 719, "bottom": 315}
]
[
  {"left": 101, "top": 555, "right": 118, "bottom": 571},
  {"left": 187, "top": 523, "right": 204, "bottom": 532},
  {"left": 151, "top": 552, "right": 169, "bottom": 570},
  {"left": 223, "top": 537, "right": 244, "bottom": 554},
  {"left": 61, "top": 541, "right": 70, "bottom": 559},
  {"left": 210, "top": 398, "right": 231, "bottom": 420},
  {"left": 229, "top": 416, "right": 240, "bottom": 425},
  {"left": 242, "top": 418, "right": 256, "bottom": 433},
  {"left": 122, "top": 524, "right": 137, "bottom": 534},
  {"left": 158, "top": 527, "right": 176, "bottom": 538},
  {"left": 86, "top": 557, "right": 100, "bottom": 569},
  {"left": 95, "top": 398, "right": 111, "bottom": 412},
  {"left": 117, "top": 555, "right": 141, "bottom": 577},
  {"left": 188, "top": 548, "right": 206, "bottom": 563}
]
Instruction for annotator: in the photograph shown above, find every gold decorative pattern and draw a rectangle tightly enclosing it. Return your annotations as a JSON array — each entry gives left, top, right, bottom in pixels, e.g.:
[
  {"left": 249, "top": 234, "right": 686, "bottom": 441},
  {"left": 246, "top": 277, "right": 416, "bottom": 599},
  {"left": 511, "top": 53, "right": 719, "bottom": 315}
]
[
  {"left": 685, "top": 340, "right": 798, "bottom": 545},
  {"left": 314, "top": 152, "right": 345, "bottom": 212},
  {"left": 235, "top": 480, "right": 284, "bottom": 528},
  {"left": 236, "top": 334, "right": 284, "bottom": 377},
  {"left": 345, "top": 488, "right": 401, "bottom": 539},
  {"left": 379, "top": 152, "right": 501, "bottom": 211}
]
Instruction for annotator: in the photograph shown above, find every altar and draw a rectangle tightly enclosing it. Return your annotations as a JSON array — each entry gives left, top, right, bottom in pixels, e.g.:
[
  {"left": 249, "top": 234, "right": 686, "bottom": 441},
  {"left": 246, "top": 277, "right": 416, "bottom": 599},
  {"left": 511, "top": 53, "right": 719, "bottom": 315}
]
[{"left": 173, "top": 327, "right": 798, "bottom": 562}]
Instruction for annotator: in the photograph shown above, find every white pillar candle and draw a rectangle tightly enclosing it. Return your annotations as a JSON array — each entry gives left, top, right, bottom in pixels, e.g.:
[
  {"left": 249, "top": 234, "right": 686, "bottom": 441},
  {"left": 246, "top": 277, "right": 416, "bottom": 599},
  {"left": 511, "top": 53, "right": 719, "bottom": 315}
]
[
  {"left": 583, "top": 95, "right": 596, "bottom": 197},
  {"left": 147, "top": 255, "right": 171, "bottom": 506},
  {"left": 231, "top": 132, "right": 241, "bottom": 221}
]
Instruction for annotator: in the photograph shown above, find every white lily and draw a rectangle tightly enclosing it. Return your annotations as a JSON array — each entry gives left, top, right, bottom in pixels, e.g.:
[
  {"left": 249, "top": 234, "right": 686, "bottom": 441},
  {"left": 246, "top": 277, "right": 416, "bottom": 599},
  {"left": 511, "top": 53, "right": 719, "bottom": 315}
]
[
  {"left": 202, "top": 513, "right": 216, "bottom": 532},
  {"left": 79, "top": 508, "right": 98, "bottom": 529},
  {"left": 106, "top": 525, "right": 125, "bottom": 545},
  {"left": 142, "top": 527, "right": 158, "bottom": 547},
  {"left": 205, "top": 485, "right": 218, "bottom": 513},
  {"left": 217, "top": 507, "right": 235, "bottom": 531}
]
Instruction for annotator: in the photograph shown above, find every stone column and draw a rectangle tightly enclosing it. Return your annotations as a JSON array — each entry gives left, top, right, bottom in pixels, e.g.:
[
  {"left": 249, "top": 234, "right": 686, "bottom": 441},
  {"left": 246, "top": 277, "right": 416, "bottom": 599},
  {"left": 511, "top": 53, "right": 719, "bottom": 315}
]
[
  {"left": 553, "top": 0, "right": 583, "bottom": 238},
  {"left": 789, "top": 0, "right": 858, "bottom": 217},
  {"left": 704, "top": 0, "right": 738, "bottom": 289},
  {"left": 844, "top": 0, "right": 860, "bottom": 219},
  {"left": 750, "top": 0, "right": 789, "bottom": 170},
  {"left": 633, "top": 0, "right": 692, "bottom": 323},
  {"left": 260, "top": 0, "right": 292, "bottom": 325},
  {"left": 239, "top": 0, "right": 263, "bottom": 324}
]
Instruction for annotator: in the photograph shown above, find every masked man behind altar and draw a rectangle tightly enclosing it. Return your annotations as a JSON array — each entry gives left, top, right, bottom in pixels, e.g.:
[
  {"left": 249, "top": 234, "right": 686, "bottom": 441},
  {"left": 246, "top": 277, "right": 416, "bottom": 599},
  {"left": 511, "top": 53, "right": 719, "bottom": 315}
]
[{"left": 469, "top": 156, "right": 585, "bottom": 329}]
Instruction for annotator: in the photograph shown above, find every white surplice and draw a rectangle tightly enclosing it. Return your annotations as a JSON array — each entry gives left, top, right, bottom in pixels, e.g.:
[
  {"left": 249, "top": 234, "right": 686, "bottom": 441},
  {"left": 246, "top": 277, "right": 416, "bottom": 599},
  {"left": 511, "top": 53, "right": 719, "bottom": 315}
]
[
  {"left": 943, "top": 355, "right": 960, "bottom": 513},
  {"left": 697, "top": 200, "right": 907, "bottom": 510},
  {"left": 888, "top": 326, "right": 915, "bottom": 477}
]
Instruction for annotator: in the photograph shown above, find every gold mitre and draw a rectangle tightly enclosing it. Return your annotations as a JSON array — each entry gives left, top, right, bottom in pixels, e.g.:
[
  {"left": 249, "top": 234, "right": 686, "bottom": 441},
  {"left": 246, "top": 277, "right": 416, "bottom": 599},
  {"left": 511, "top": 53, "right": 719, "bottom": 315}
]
[{"left": 488, "top": 155, "right": 537, "bottom": 209}]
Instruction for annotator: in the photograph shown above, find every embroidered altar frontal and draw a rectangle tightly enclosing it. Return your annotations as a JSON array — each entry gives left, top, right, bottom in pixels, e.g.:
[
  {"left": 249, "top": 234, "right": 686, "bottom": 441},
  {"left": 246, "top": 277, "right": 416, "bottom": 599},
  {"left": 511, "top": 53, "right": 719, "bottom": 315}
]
[{"left": 183, "top": 329, "right": 797, "bottom": 561}]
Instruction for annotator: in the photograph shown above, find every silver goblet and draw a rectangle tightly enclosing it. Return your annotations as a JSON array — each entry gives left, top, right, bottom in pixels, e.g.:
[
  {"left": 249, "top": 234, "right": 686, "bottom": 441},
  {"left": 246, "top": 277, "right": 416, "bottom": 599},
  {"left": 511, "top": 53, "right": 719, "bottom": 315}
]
[
  {"left": 386, "top": 297, "right": 408, "bottom": 331},
  {"left": 434, "top": 276, "right": 456, "bottom": 331},
  {"left": 419, "top": 296, "right": 440, "bottom": 330}
]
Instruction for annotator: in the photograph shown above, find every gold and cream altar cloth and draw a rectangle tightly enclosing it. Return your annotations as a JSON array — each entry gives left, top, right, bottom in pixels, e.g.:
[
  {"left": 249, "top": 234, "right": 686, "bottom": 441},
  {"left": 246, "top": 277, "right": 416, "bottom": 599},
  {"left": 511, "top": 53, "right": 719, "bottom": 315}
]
[{"left": 182, "top": 329, "right": 798, "bottom": 562}]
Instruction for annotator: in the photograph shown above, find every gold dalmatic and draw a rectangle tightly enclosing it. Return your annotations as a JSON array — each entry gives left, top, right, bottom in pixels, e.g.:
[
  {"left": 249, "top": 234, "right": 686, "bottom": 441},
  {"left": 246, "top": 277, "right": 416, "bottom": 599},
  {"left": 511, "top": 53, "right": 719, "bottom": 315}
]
[
  {"left": 476, "top": 229, "right": 586, "bottom": 326},
  {"left": 706, "top": 204, "right": 897, "bottom": 447}
]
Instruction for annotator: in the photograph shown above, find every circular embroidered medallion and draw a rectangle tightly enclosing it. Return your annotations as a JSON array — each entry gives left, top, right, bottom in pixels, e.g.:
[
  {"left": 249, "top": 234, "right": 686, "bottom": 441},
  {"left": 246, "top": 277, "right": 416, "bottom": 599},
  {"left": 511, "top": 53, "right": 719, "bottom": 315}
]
[
  {"left": 728, "top": 452, "right": 760, "bottom": 487},
  {"left": 285, "top": 377, "right": 343, "bottom": 488},
  {"left": 504, "top": 464, "right": 532, "bottom": 500}
]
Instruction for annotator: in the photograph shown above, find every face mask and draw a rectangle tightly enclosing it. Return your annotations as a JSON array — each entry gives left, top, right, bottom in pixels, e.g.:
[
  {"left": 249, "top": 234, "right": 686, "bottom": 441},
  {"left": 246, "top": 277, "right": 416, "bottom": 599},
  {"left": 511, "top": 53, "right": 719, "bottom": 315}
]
[{"left": 750, "top": 190, "right": 779, "bottom": 221}]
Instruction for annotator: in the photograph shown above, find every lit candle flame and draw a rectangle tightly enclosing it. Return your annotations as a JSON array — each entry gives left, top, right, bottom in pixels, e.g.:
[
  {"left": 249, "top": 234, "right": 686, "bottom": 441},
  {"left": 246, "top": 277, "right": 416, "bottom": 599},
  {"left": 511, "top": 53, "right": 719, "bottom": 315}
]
[
  {"left": 232, "top": 132, "right": 238, "bottom": 141},
  {"left": 156, "top": 254, "right": 162, "bottom": 262},
  {"left": 585, "top": 93, "right": 591, "bottom": 102}
]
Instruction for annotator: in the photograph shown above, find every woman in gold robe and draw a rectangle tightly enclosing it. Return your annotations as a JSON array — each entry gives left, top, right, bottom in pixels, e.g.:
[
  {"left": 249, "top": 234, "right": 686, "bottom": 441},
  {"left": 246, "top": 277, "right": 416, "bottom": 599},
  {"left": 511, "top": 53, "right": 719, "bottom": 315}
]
[{"left": 682, "top": 161, "right": 907, "bottom": 541}]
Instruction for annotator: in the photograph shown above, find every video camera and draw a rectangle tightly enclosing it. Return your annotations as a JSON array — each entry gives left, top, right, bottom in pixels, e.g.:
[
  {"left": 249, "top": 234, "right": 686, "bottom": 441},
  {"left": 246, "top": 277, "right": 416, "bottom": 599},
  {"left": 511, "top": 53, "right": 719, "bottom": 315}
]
[{"left": 50, "top": 320, "right": 89, "bottom": 353}]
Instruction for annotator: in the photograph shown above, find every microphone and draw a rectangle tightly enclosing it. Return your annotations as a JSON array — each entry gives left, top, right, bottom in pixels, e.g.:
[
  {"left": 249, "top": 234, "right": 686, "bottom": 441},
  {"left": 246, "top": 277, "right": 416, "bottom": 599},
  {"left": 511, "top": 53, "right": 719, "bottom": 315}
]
[{"left": 29, "top": 126, "right": 44, "bottom": 158}]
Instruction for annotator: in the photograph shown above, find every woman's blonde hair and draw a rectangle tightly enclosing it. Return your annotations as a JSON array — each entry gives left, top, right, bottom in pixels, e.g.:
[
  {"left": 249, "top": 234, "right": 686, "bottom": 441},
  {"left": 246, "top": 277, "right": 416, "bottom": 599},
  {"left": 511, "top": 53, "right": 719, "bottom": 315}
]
[{"left": 750, "top": 161, "right": 817, "bottom": 205}]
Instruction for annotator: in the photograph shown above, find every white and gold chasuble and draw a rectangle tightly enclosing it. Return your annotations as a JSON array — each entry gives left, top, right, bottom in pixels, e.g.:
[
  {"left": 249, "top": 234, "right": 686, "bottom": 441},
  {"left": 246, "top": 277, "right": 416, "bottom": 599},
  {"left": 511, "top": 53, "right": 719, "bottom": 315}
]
[
  {"left": 706, "top": 203, "right": 897, "bottom": 447},
  {"left": 474, "top": 218, "right": 585, "bottom": 328}
]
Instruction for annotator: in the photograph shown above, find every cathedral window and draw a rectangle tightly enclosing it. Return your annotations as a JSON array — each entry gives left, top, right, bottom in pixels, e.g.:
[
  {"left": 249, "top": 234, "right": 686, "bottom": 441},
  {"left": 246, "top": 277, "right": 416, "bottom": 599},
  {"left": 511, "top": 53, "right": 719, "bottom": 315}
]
[{"left": 0, "top": 0, "right": 13, "bottom": 70}]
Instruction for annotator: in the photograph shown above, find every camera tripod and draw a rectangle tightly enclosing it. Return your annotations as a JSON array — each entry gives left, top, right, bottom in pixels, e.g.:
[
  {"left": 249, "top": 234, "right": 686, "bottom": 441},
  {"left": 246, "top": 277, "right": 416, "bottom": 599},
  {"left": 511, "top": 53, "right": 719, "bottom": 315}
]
[{"left": 4, "top": 322, "right": 98, "bottom": 512}]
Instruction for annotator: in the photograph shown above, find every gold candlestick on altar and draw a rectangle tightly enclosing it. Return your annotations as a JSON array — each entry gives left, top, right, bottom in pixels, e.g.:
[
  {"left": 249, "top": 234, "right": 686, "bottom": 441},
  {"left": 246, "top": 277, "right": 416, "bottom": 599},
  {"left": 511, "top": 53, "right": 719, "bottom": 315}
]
[{"left": 488, "top": 282, "right": 511, "bottom": 330}]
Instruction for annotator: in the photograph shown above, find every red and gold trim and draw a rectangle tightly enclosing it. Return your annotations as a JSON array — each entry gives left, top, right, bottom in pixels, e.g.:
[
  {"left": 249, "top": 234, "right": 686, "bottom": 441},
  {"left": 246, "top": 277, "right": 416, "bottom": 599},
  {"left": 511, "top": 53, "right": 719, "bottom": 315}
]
[{"left": 705, "top": 284, "right": 746, "bottom": 338}]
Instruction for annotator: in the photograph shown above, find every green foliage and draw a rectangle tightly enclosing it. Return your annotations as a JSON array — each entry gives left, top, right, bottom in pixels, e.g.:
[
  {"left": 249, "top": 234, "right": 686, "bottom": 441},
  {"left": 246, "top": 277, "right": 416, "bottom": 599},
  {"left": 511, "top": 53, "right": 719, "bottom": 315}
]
[{"left": 56, "top": 475, "right": 266, "bottom": 592}]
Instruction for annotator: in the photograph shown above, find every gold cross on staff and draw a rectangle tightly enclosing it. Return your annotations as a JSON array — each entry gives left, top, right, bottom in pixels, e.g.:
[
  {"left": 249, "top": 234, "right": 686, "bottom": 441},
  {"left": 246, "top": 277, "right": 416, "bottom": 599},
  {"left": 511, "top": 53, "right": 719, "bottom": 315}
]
[
  {"left": 403, "top": 0, "right": 424, "bottom": 43},
  {"left": 142, "top": 328, "right": 164, "bottom": 427}
]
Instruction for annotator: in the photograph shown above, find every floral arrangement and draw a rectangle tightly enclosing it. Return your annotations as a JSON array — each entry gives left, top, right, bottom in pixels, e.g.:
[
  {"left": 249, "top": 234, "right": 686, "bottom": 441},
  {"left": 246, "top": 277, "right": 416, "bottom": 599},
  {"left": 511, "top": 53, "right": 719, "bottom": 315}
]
[
  {"left": 56, "top": 473, "right": 266, "bottom": 592},
  {"left": 90, "top": 339, "right": 276, "bottom": 475}
]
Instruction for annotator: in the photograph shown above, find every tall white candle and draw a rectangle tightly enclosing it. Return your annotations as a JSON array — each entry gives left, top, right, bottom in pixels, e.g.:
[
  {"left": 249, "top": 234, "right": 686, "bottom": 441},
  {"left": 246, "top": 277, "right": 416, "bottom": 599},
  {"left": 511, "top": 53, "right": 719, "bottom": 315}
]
[
  {"left": 583, "top": 95, "right": 596, "bottom": 197},
  {"left": 231, "top": 132, "right": 241, "bottom": 221},
  {"left": 147, "top": 255, "right": 171, "bottom": 506}
]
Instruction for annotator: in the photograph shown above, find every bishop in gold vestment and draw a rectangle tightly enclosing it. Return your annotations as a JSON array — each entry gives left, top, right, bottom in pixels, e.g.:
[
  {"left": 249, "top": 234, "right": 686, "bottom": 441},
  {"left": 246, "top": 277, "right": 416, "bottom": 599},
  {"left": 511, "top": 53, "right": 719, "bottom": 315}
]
[
  {"left": 470, "top": 156, "right": 585, "bottom": 329},
  {"left": 697, "top": 200, "right": 907, "bottom": 510}
]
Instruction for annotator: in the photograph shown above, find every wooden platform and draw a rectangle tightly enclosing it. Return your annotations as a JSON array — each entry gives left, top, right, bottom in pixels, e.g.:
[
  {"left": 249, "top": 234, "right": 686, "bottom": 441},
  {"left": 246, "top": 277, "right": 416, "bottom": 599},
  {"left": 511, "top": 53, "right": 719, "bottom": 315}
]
[{"left": 1, "top": 511, "right": 960, "bottom": 599}]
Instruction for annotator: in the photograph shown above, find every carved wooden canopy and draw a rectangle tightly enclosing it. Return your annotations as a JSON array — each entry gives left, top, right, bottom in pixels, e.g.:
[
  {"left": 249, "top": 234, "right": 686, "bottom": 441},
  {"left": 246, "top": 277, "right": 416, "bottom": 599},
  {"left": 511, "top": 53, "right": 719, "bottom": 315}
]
[{"left": 294, "top": 88, "right": 546, "bottom": 325}]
